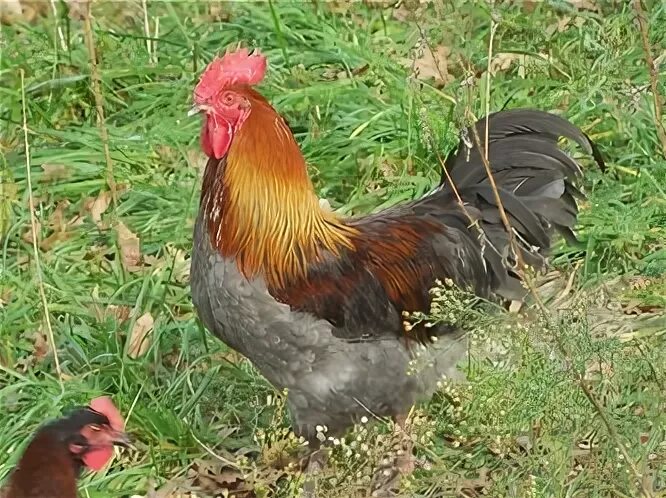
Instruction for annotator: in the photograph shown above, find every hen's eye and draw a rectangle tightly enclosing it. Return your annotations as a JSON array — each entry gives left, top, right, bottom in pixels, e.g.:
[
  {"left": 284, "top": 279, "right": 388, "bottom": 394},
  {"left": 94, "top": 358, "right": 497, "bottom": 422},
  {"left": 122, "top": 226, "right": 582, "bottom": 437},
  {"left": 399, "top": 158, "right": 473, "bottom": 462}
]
[{"left": 88, "top": 424, "right": 102, "bottom": 431}]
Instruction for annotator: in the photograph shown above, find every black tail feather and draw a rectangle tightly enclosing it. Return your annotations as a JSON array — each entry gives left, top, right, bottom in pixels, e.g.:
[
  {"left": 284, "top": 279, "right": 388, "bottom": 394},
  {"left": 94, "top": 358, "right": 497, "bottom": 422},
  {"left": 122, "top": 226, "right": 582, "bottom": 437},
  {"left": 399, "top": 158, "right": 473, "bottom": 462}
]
[{"left": 437, "top": 108, "right": 604, "bottom": 301}]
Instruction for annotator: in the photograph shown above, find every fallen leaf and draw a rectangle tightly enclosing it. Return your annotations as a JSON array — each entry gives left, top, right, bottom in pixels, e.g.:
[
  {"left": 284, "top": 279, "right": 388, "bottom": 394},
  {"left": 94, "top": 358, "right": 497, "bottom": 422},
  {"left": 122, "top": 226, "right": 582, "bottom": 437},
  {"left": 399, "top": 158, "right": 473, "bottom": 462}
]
[
  {"left": 408, "top": 44, "right": 454, "bottom": 87},
  {"left": 65, "top": 0, "right": 87, "bottom": 21},
  {"left": 323, "top": 0, "right": 351, "bottom": 14},
  {"left": 490, "top": 53, "right": 519, "bottom": 76},
  {"left": 546, "top": 16, "right": 573, "bottom": 36},
  {"left": 92, "top": 303, "right": 132, "bottom": 324},
  {"left": 41, "top": 163, "right": 69, "bottom": 182},
  {"left": 392, "top": 0, "right": 428, "bottom": 21},
  {"left": 522, "top": 0, "right": 537, "bottom": 13},
  {"left": 630, "top": 276, "right": 651, "bottom": 290},
  {"left": 84, "top": 190, "right": 112, "bottom": 228},
  {"left": 116, "top": 221, "right": 142, "bottom": 272},
  {"left": 0, "top": 287, "right": 11, "bottom": 307},
  {"left": 567, "top": 0, "right": 599, "bottom": 12},
  {"left": 48, "top": 200, "right": 70, "bottom": 232},
  {"left": 0, "top": 0, "right": 22, "bottom": 21},
  {"left": 0, "top": 0, "right": 50, "bottom": 23},
  {"left": 13, "top": 326, "right": 52, "bottom": 372},
  {"left": 127, "top": 312, "right": 154, "bottom": 359},
  {"left": 39, "top": 231, "right": 73, "bottom": 251},
  {"left": 21, "top": 220, "right": 41, "bottom": 244},
  {"left": 144, "top": 245, "right": 191, "bottom": 283},
  {"left": 207, "top": 1, "right": 231, "bottom": 21},
  {"left": 622, "top": 300, "right": 663, "bottom": 315},
  {"left": 37, "top": 200, "right": 81, "bottom": 251},
  {"left": 108, "top": 305, "right": 131, "bottom": 324},
  {"left": 32, "top": 329, "right": 50, "bottom": 362}
]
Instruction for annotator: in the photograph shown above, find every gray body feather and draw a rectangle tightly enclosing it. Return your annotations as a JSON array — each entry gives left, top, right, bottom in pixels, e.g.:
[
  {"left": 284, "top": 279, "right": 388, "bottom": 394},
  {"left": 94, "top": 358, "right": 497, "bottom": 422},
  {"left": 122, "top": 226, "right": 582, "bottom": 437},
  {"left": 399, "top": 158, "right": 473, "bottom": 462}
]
[{"left": 191, "top": 220, "right": 466, "bottom": 439}]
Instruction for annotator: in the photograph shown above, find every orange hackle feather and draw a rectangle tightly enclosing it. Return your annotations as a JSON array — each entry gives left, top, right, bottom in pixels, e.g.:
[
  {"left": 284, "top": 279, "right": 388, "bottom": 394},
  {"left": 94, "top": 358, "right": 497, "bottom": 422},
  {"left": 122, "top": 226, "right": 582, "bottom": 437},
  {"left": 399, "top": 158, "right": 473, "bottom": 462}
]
[
  {"left": 197, "top": 50, "right": 439, "bottom": 333},
  {"left": 201, "top": 87, "right": 358, "bottom": 290}
]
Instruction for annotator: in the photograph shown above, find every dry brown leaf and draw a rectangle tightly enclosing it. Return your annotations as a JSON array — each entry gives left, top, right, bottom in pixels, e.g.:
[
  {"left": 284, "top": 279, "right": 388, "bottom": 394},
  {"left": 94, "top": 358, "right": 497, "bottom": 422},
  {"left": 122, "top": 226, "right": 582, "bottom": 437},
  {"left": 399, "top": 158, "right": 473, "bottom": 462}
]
[
  {"left": 21, "top": 220, "right": 40, "bottom": 244},
  {"left": 622, "top": 300, "right": 663, "bottom": 315},
  {"left": 127, "top": 312, "right": 154, "bottom": 359},
  {"left": 39, "top": 231, "right": 73, "bottom": 251},
  {"left": 84, "top": 190, "right": 112, "bottom": 228},
  {"left": 65, "top": 0, "right": 87, "bottom": 21},
  {"left": 0, "top": 0, "right": 22, "bottom": 21},
  {"left": 36, "top": 200, "right": 81, "bottom": 251},
  {"left": 41, "top": 163, "right": 69, "bottom": 182},
  {"left": 567, "top": 0, "right": 599, "bottom": 12},
  {"left": 143, "top": 245, "right": 191, "bottom": 283},
  {"left": 490, "top": 53, "right": 519, "bottom": 76},
  {"left": 13, "top": 326, "right": 51, "bottom": 372},
  {"left": 32, "top": 329, "right": 50, "bottom": 362},
  {"left": 207, "top": 1, "right": 231, "bottom": 22},
  {"left": 117, "top": 221, "right": 142, "bottom": 272},
  {"left": 392, "top": 0, "right": 428, "bottom": 21},
  {"left": 108, "top": 305, "right": 131, "bottom": 324},
  {"left": 48, "top": 200, "right": 70, "bottom": 232},
  {"left": 0, "top": 0, "right": 49, "bottom": 24},
  {"left": 0, "top": 287, "right": 11, "bottom": 307},
  {"left": 410, "top": 45, "right": 453, "bottom": 87},
  {"left": 521, "top": 0, "right": 538, "bottom": 13},
  {"left": 323, "top": 0, "right": 351, "bottom": 14},
  {"left": 91, "top": 303, "right": 132, "bottom": 325}
]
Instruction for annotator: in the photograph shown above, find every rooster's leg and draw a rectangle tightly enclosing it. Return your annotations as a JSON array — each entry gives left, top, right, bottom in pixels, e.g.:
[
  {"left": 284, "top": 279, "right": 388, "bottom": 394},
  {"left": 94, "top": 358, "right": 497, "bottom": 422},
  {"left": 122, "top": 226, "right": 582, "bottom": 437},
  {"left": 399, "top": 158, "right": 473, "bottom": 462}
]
[
  {"left": 371, "top": 414, "right": 416, "bottom": 497},
  {"left": 393, "top": 413, "right": 416, "bottom": 475},
  {"left": 301, "top": 447, "right": 328, "bottom": 498}
]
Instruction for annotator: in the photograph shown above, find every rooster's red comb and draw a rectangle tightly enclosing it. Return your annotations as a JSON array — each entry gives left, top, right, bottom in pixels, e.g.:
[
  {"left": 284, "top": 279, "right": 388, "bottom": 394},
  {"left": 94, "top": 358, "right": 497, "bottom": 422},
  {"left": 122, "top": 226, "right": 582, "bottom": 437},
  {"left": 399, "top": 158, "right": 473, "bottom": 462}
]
[
  {"left": 89, "top": 396, "right": 124, "bottom": 431},
  {"left": 194, "top": 47, "right": 267, "bottom": 103}
]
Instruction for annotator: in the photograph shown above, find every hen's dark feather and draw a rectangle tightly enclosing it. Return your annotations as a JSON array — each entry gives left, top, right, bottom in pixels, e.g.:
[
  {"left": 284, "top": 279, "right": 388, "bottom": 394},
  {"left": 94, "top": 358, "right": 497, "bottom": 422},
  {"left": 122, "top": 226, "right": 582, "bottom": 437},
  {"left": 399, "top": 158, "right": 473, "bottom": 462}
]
[{"left": 272, "top": 109, "right": 603, "bottom": 343}]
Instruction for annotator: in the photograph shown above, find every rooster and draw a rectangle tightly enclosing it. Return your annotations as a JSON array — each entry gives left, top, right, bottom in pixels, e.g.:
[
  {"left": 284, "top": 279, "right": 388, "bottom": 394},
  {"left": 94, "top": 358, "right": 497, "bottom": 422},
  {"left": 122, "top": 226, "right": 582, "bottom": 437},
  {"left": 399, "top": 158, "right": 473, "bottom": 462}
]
[
  {"left": 188, "top": 48, "right": 603, "bottom": 491},
  {"left": 2, "top": 396, "right": 129, "bottom": 498}
]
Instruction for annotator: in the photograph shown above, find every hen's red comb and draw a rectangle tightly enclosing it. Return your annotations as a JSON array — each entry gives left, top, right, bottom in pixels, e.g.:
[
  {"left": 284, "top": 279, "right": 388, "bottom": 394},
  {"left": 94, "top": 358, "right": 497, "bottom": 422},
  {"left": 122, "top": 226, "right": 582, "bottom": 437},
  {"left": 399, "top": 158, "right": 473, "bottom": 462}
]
[
  {"left": 89, "top": 396, "right": 124, "bottom": 431},
  {"left": 194, "top": 47, "right": 267, "bottom": 103}
]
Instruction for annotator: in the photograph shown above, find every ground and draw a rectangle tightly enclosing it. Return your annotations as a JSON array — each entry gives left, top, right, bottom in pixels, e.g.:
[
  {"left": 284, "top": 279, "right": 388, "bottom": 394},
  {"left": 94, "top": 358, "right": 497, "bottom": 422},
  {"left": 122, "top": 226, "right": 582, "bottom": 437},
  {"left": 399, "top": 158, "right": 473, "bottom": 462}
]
[{"left": 0, "top": 1, "right": 665, "bottom": 497}]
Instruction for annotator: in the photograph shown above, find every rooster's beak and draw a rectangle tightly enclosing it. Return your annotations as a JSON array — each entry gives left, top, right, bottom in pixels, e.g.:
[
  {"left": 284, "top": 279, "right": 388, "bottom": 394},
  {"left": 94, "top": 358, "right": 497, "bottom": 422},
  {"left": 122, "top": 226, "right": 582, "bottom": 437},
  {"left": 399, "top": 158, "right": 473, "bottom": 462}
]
[{"left": 188, "top": 104, "right": 214, "bottom": 117}]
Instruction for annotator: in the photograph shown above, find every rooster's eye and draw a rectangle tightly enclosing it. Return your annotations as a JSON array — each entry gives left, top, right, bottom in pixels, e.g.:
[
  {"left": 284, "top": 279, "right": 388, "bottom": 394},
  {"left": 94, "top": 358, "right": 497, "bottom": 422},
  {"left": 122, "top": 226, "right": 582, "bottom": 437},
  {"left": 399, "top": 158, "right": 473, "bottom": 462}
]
[
  {"left": 88, "top": 424, "right": 102, "bottom": 431},
  {"left": 222, "top": 93, "right": 235, "bottom": 105}
]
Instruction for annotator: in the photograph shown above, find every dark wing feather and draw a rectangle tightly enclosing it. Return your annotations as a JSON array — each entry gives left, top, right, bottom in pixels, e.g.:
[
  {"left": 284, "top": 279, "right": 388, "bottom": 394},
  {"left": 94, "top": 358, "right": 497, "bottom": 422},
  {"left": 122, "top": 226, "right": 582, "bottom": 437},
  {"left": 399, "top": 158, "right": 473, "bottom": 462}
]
[{"left": 273, "top": 109, "right": 604, "bottom": 342}]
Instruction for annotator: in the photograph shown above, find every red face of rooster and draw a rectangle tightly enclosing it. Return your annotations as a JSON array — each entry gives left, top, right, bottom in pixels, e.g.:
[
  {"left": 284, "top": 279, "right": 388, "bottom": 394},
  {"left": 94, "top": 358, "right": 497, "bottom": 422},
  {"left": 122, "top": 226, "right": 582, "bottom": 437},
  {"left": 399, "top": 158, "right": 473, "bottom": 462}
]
[{"left": 190, "top": 48, "right": 268, "bottom": 159}]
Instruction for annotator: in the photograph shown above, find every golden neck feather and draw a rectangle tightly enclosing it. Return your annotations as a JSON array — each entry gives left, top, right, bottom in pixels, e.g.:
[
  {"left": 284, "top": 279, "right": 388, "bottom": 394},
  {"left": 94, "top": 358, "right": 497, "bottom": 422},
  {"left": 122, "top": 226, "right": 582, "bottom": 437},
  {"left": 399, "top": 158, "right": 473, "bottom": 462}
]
[{"left": 202, "top": 91, "right": 357, "bottom": 289}]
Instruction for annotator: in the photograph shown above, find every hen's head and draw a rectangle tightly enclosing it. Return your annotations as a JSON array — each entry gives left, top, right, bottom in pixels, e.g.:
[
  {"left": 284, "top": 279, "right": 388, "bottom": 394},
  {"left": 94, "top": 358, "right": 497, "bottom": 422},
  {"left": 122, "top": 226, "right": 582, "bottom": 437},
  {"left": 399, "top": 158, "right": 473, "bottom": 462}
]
[
  {"left": 190, "top": 47, "right": 268, "bottom": 159},
  {"left": 41, "top": 396, "right": 129, "bottom": 472}
]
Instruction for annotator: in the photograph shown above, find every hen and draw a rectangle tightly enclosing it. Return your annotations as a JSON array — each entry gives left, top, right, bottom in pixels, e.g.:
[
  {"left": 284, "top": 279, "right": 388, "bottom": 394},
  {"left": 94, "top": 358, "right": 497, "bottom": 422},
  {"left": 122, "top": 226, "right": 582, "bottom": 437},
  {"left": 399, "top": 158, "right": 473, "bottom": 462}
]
[
  {"left": 1, "top": 397, "right": 129, "bottom": 498},
  {"left": 188, "top": 48, "right": 603, "bottom": 489}
]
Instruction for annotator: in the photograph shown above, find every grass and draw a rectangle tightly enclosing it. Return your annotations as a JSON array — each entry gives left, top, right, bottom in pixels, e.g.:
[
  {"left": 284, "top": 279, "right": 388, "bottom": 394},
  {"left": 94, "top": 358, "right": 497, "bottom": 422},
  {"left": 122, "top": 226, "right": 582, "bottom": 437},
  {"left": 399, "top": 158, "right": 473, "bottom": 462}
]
[{"left": 1, "top": 1, "right": 665, "bottom": 497}]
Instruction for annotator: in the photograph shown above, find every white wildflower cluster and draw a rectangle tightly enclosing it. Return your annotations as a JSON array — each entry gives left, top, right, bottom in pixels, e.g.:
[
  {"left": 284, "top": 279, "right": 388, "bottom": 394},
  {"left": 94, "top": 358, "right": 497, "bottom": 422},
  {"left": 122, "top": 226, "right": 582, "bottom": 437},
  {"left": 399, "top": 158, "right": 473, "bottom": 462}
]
[
  {"left": 307, "top": 410, "right": 439, "bottom": 495},
  {"left": 402, "top": 278, "right": 481, "bottom": 334}
]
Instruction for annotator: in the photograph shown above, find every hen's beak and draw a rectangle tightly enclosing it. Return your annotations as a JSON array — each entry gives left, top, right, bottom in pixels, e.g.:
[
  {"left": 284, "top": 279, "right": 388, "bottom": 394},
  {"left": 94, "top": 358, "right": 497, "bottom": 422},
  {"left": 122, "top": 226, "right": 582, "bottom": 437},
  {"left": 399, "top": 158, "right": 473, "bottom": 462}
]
[{"left": 109, "top": 429, "right": 132, "bottom": 449}]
